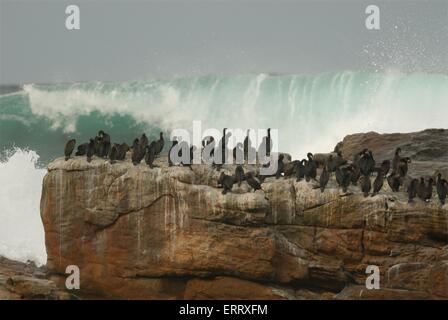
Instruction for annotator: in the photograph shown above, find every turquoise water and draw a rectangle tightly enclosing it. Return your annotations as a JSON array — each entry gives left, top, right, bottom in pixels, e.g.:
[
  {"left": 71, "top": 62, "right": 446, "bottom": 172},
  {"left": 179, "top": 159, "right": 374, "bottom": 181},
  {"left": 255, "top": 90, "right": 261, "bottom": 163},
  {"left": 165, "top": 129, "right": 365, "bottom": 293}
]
[
  {"left": 1, "top": 71, "right": 447, "bottom": 165},
  {"left": 0, "top": 70, "right": 447, "bottom": 265}
]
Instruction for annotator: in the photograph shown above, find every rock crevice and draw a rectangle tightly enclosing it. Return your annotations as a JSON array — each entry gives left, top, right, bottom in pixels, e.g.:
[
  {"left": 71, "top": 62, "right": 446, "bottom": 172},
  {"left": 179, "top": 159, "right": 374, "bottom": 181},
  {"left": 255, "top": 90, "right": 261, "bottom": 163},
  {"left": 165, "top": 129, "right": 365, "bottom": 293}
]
[{"left": 40, "top": 130, "right": 448, "bottom": 299}]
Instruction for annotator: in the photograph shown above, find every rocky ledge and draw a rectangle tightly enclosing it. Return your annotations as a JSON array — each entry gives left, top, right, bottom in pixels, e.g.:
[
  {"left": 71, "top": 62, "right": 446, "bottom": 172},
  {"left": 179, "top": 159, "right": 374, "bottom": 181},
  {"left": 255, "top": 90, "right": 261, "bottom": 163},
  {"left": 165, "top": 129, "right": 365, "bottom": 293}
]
[
  {"left": 0, "top": 256, "right": 76, "bottom": 300},
  {"left": 39, "top": 129, "right": 448, "bottom": 299}
]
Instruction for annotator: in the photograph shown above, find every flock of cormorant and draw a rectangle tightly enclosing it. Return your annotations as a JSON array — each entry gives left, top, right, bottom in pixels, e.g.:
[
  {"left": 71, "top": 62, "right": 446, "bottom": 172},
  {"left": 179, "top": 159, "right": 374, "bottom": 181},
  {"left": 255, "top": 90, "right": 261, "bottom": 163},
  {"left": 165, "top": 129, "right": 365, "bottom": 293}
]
[{"left": 63, "top": 130, "right": 448, "bottom": 205}]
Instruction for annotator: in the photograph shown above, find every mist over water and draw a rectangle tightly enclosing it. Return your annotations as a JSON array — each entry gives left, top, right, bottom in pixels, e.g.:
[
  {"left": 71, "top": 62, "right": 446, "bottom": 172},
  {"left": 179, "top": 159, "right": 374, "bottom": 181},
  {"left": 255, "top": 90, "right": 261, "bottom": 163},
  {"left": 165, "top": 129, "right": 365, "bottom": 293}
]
[{"left": 0, "top": 71, "right": 447, "bottom": 264}]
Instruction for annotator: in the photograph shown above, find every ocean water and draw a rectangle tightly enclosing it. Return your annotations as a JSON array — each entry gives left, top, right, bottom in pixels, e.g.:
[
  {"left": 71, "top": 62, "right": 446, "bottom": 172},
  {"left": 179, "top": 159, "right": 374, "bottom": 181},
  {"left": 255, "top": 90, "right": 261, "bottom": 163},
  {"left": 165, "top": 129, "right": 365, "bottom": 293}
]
[{"left": 0, "top": 71, "right": 447, "bottom": 265}]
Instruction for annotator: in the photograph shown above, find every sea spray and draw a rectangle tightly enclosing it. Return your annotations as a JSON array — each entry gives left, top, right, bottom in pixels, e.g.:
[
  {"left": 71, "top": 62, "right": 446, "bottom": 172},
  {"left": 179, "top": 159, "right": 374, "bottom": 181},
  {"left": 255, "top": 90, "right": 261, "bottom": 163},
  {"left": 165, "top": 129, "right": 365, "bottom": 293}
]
[{"left": 0, "top": 149, "right": 47, "bottom": 265}]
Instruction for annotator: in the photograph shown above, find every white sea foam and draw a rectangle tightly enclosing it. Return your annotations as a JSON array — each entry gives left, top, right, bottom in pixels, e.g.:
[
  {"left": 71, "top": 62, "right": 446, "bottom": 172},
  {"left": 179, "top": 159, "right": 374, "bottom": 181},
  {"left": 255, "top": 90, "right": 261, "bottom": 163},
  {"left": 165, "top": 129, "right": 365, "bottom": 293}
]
[
  {"left": 22, "top": 72, "right": 448, "bottom": 159},
  {"left": 0, "top": 149, "right": 47, "bottom": 266}
]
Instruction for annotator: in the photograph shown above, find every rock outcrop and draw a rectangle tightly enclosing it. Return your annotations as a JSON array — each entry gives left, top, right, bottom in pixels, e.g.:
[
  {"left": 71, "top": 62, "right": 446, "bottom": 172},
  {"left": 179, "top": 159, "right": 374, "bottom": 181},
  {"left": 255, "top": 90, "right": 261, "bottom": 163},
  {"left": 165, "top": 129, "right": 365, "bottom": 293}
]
[
  {"left": 40, "top": 129, "right": 448, "bottom": 299},
  {"left": 335, "top": 129, "right": 448, "bottom": 178},
  {"left": 0, "top": 257, "right": 75, "bottom": 300}
]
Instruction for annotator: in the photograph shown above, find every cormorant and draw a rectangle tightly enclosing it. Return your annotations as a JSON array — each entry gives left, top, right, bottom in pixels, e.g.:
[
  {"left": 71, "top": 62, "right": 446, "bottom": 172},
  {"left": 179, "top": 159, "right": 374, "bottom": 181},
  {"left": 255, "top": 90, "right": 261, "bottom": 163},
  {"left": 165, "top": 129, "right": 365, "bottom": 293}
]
[
  {"left": 245, "top": 172, "right": 262, "bottom": 192},
  {"left": 319, "top": 165, "right": 330, "bottom": 192},
  {"left": 64, "top": 139, "right": 76, "bottom": 161}
]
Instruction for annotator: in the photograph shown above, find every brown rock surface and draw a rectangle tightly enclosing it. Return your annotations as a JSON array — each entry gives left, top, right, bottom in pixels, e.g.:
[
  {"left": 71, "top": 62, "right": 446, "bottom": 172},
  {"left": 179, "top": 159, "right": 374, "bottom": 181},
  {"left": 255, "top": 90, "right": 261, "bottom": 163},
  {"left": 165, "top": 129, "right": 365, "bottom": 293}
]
[
  {"left": 39, "top": 129, "right": 448, "bottom": 299},
  {"left": 0, "top": 256, "right": 75, "bottom": 300},
  {"left": 336, "top": 129, "right": 448, "bottom": 178},
  {"left": 184, "top": 276, "right": 295, "bottom": 300}
]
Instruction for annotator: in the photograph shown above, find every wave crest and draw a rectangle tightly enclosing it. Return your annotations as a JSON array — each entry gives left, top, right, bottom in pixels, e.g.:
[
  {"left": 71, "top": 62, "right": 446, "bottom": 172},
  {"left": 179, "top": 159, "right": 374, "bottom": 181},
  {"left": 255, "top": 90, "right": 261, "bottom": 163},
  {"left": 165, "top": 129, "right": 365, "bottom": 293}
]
[{"left": 2, "top": 71, "right": 448, "bottom": 159}]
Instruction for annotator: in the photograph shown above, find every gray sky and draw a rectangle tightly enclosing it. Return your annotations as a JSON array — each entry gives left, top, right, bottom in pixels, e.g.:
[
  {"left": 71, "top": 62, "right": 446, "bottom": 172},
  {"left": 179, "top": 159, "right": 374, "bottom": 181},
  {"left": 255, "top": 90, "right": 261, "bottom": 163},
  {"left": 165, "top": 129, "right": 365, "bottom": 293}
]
[{"left": 1, "top": 0, "right": 447, "bottom": 84}]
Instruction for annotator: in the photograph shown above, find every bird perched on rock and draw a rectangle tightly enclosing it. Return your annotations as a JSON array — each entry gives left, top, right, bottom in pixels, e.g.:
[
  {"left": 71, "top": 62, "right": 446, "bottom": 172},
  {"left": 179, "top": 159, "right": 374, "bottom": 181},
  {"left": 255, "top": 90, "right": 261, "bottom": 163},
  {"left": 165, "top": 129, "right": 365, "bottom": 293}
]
[
  {"left": 371, "top": 170, "right": 384, "bottom": 196},
  {"left": 218, "top": 172, "right": 235, "bottom": 195},
  {"left": 360, "top": 150, "right": 375, "bottom": 176},
  {"left": 304, "top": 153, "right": 317, "bottom": 182},
  {"left": 283, "top": 160, "right": 300, "bottom": 178},
  {"left": 64, "top": 139, "right": 76, "bottom": 161},
  {"left": 391, "top": 147, "right": 402, "bottom": 175},
  {"left": 417, "top": 177, "right": 426, "bottom": 200},
  {"left": 336, "top": 165, "right": 352, "bottom": 193},
  {"left": 380, "top": 160, "right": 391, "bottom": 177},
  {"left": 423, "top": 178, "right": 434, "bottom": 202},
  {"left": 397, "top": 157, "right": 411, "bottom": 177},
  {"left": 276, "top": 154, "right": 285, "bottom": 179},
  {"left": 326, "top": 155, "right": 338, "bottom": 173},
  {"left": 334, "top": 151, "right": 347, "bottom": 167},
  {"left": 245, "top": 172, "right": 262, "bottom": 192},
  {"left": 319, "top": 165, "right": 330, "bottom": 193},
  {"left": 86, "top": 138, "right": 95, "bottom": 163},
  {"left": 145, "top": 141, "right": 156, "bottom": 168},
  {"left": 234, "top": 165, "right": 245, "bottom": 187},
  {"left": 109, "top": 143, "right": 119, "bottom": 164},
  {"left": 75, "top": 143, "right": 88, "bottom": 156},
  {"left": 97, "top": 130, "right": 111, "bottom": 158},
  {"left": 407, "top": 178, "right": 419, "bottom": 203},
  {"left": 139, "top": 133, "right": 149, "bottom": 150},
  {"left": 296, "top": 159, "right": 306, "bottom": 182},
  {"left": 154, "top": 132, "right": 165, "bottom": 156},
  {"left": 436, "top": 173, "right": 447, "bottom": 205},
  {"left": 232, "top": 142, "right": 244, "bottom": 164},
  {"left": 387, "top": 174, "right": 401, "bottom": 192},
  {"left": 132, "top": 138, "right": 146, "bottom": 165},
  {"left": 360, "top": 175, "right": 371, "bottom": 197},
  {"left": 116, "top": 143, "right": 130, "bottom": 160},
  {"left": 183, "top": 145, "right": 196, "bottom": 170}
]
